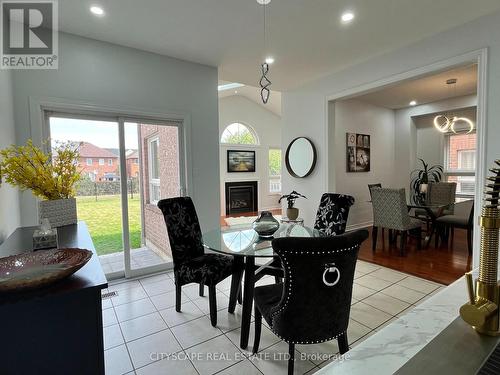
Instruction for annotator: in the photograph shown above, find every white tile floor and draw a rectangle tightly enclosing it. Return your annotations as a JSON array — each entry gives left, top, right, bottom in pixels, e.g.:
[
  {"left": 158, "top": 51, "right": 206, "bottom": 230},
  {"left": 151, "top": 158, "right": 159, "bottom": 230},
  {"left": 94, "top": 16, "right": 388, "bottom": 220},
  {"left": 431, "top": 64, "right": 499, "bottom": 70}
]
[
  {"left": 99, "top": 247, "right": 172, "bottom": 274},
  {"left": 102, "top": 260, "right": 445, "bottom": 375}
]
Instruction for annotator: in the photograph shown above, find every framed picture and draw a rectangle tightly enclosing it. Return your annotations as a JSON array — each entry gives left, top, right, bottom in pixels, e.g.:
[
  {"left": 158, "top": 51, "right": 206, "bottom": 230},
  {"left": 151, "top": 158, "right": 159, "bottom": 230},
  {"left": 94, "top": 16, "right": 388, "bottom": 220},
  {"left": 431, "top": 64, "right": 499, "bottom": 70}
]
[
  {"left": 227, "top": 150, "right": 256, "bottom": 172},
  {"left": 346, "top": 133, "right": 370, "bottom": 172}
]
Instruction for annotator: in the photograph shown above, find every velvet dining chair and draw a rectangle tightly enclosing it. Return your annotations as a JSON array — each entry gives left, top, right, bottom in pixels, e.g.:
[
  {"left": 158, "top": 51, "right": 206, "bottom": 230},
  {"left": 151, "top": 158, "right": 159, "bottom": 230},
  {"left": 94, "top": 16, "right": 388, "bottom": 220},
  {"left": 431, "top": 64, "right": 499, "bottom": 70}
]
[
  {"left": 157, "top": 196, "right": 241, "bottom": 327},
  {"left": 252, "top": 229, "right": 369, "bottom": 375},
  {"left": 314, "top": 193, "right": 355, "bottom": 236}
]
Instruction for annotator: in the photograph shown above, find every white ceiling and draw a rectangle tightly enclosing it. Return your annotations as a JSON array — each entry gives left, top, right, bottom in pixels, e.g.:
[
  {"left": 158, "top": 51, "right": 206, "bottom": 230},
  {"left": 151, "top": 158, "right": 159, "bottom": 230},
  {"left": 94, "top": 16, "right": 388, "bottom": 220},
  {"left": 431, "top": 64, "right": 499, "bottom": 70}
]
[
  {"left": 58, "top": 1, "right": 500, "bottom": 90},
  {"left": 355, "top": 64, "right": 478, "bottom": 109},
  {"left": 218, "top": 83, "right": 282, "bottom": 116}
]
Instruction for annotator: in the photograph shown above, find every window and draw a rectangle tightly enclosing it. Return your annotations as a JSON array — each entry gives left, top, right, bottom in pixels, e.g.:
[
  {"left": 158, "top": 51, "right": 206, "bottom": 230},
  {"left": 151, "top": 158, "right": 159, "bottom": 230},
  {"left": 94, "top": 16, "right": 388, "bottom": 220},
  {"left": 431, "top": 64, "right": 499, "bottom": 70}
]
[
  {"left": 269, "top": 148, "right": 282, "bottom": 193},
  {"left": 86, "top": 158, "right": 92, "bottom": 166},
  {"left": 221, "top": 123, "right": 258, "bottom": 145},
  {"left": 88, "top": 172, "right": 95, "bottom": 182},
  {"left": 108, "top": 159, "right": 113, "bottom": 166},
  {"left": 99, "top": 158, "right": 105, "bottom": 165},
  {"left": 444, "top": 132, "right": 476, "bottom": 196},
  {"left": 148, "top": 137, "right": 160, "bottom": 204}
]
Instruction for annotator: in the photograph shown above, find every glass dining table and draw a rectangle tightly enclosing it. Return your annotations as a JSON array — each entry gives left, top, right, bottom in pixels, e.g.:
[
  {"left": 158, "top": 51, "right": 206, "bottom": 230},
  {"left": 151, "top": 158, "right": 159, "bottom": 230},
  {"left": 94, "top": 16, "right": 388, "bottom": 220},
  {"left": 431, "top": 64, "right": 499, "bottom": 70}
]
[
  {"left": 407, "top": 196, "right": 472, "bottom": 248},
  {"left": 203, "top": 223, "right": 324, "bottom": 349},
  {"left": 368, "top": 195, "right": 471, "bottom": 248}
]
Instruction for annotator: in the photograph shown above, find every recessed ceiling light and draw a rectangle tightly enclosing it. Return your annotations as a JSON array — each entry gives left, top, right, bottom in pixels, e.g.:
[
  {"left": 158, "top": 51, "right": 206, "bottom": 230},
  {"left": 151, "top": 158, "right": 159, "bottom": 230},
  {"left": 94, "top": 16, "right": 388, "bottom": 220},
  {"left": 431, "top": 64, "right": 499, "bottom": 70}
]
[
  {"left": 90, "top": 6, "right": 104, "bottom": 16},
  {"left": 409, "top": 100, "right": 417, "bottom": 106},
  {"left": 341, "top": 11, "right": 355, "bottom": 23},
  {"left": 256, "top": 0, "right": 271, "bottom": 4},
  {"left": 265, "top": 56, "right": 275, "bottom": 64},
  {"left": 234, "top": 90, "right": 238, "bottom": 94}
]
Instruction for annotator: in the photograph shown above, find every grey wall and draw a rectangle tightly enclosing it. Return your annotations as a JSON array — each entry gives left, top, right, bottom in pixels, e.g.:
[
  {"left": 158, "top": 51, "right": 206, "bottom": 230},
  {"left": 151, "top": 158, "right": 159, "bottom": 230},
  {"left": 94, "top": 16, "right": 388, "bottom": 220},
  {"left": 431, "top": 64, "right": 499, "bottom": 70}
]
[
  {"left": 11, "top": 32, "right": 220, "bottom": 231},
  {"left": 0, "top": 70, "right": 20, "bottom": 243},
  {"left": 333, "top": 99, "right": 396, "bottom": 229},
  {"left": 219, "top": 95, "right": 282, "bottom": 213}
]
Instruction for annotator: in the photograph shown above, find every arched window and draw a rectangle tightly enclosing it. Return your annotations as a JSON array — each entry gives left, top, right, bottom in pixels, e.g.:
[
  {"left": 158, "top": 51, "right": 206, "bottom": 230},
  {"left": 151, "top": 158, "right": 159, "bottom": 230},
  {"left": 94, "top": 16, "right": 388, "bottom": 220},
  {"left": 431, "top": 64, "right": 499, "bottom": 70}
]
[{"left": 220, "top": 123, "right": 259, "bottom": 145}]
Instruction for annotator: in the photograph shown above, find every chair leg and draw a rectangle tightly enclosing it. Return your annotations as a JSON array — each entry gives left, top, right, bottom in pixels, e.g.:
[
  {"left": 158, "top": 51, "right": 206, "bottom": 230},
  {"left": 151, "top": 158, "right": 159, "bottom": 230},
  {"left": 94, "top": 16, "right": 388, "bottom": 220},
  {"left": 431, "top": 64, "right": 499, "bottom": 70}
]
[
  {"left": 337, "top": 332, "right": 349, "bottom": 355},
  {"left": 228, "top": 257, "right": 244, "bottom": 313},
  {"left": 416, "top": 227, "right": 422, "bottom": 251},
  {"left": 467, "top": 227, "right": 473, "bottom": 255},
  {"left": 434, "top": 224, "right": 440, "bottom": 248},
  {"left": 199, "top": 283, "right": 204, "bottom": 297},
  {"left": 253, "top": 305, "right": 262, "bottom": 354},
  {"left": 288, "top": 343, "right": 295, "bottom": 375},
  {"left": 372, "top": 226, "right": 378, "bottom": 252},
  {"left": 451, "top": 226, "right": 455, "bottom": 247},
  {"left": 237, "top": 288, "right": 242, "bottom": 304},
  {"left": 175, "top": 281, "right": 182, "bottom": 312},
  {"left": 400, "top": 231, "right": 407, "bottom": 256},
  {"left": 208, "top": 285, "right": 217, "bottom": 327}
]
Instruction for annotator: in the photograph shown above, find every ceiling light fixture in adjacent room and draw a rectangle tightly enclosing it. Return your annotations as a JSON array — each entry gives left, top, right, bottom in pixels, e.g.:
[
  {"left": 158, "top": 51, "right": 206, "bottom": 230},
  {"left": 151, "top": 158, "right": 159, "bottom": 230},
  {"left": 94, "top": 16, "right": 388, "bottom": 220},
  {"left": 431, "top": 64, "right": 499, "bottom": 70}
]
[
  {"left": 341, "top": 11, "right": 355, "bottom": 23},
  {"left": 433, "top": 78, "right": 475, "bottom": 134},
  {"left": 409, "top": 100, "right": 417, "bottom": 106},
  {"left": 90, "top": 6, "right": 104, "bottom": 16},
  {"left": 258, "top": 0, "right": 272, "bottom": 104}
]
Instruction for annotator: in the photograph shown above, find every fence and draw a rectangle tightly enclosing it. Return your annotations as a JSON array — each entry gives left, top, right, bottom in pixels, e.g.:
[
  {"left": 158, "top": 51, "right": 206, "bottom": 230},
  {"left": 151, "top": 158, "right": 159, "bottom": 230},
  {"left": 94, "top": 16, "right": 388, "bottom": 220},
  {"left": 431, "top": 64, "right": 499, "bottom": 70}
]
[{"left": 76, "top": 178, "right": 140, "bottom": 197}]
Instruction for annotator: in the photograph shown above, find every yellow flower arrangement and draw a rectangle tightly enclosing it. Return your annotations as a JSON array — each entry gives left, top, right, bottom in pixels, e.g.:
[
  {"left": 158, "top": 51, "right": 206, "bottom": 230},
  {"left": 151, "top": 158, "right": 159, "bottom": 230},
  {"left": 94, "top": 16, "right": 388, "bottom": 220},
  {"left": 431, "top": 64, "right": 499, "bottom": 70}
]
[{"left": 0, "top": 140, "right": 81, "bottom": 200}]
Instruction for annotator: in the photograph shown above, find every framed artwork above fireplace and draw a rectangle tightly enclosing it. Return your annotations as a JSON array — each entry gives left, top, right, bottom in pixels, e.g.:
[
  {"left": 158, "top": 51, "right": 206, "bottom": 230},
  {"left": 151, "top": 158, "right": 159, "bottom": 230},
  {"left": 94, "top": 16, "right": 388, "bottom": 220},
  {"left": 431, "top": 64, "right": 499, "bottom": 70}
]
[{"left": 227, "top": 150, "right": 256, "bottom": 173}]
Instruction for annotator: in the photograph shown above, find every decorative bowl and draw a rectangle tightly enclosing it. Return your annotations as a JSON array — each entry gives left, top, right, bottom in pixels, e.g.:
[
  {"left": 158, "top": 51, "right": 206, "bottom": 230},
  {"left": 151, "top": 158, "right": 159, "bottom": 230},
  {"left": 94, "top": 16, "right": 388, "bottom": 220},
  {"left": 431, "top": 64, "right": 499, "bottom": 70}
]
[{"left": 0, "top": 248, "right": 92, "bottom": 292}]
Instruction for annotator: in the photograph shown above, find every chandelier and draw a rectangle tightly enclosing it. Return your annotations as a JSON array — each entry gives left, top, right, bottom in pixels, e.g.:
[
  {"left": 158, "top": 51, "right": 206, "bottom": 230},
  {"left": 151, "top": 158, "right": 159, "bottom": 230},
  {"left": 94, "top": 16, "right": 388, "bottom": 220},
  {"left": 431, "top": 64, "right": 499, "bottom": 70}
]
[{"left": 433, "top": 78, "right": 475, "bottom": 134}]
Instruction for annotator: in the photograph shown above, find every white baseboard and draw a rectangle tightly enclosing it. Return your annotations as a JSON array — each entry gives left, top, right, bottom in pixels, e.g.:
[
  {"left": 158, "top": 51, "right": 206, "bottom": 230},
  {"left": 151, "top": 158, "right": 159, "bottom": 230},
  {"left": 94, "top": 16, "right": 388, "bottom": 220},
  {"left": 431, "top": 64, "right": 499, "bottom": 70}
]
[{"left": 346, "top": 221, "right": 373, "bottom": 231}]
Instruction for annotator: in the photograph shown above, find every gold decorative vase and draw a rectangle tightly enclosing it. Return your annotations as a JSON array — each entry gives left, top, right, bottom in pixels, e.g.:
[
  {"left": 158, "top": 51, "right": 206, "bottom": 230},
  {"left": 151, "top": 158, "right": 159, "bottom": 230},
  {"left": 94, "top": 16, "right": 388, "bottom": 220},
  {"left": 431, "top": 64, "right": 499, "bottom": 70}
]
[{"left": 460, "top": 159, "right": 500, "bottom": 336}]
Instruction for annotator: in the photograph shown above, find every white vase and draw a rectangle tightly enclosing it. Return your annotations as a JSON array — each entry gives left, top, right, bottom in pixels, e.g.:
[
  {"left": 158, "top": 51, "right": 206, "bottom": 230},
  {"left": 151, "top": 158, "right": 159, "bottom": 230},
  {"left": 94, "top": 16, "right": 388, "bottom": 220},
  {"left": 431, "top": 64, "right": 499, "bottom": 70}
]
[{"left": 38, "top": 198, "right": 77, "bottom": 227}]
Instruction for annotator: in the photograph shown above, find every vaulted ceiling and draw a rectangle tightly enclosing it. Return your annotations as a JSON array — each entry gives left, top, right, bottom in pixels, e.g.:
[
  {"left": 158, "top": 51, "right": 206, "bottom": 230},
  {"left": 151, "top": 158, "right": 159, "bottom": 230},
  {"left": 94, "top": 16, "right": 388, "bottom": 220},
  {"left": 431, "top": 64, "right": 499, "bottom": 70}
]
[{"left": 59, "top": 0, "right": 500, "bottom": 90}]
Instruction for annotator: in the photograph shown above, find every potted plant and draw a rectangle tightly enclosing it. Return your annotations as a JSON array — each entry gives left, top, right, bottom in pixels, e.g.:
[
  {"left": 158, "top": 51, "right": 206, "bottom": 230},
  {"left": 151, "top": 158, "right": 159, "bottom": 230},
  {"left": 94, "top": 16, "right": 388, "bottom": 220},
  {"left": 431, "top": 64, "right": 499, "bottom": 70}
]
[
  {"left": 0, "top": 140, "right": 82, "bottom": 227},
  {"left": 410, "top": 158, "right": 443, "bottom": 199},
  {"left": 279, "top": 190, "right": 307, "bottom": 220}
]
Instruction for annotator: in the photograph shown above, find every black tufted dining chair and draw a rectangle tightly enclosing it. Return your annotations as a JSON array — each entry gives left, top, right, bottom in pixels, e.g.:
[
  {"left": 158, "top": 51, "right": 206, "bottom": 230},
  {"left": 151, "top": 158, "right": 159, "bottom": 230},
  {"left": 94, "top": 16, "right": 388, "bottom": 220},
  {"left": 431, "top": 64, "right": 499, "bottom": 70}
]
[
  {"left": 314, "top": 193, "right": 355, "bottom": 236},
  {"left": 252, "top": 229, "right": 369, "bottom": 375},
  {"left": 157, "top": 196, "right": 240, "bottom": 327}
]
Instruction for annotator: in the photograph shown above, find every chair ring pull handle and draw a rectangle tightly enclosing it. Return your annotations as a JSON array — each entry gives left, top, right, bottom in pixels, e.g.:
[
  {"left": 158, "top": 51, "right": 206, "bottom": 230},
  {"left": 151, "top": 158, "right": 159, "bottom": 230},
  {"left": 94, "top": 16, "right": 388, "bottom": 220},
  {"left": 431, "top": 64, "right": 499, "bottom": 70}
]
[{"left": 322, "top": 264, "right": 340, "bottom": 287}]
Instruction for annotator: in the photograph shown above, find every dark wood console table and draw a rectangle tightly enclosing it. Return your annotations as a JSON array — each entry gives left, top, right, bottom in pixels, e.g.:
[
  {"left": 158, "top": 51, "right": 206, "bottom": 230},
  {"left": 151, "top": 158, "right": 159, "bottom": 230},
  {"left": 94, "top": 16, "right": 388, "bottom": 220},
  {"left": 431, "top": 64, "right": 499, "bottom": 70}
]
[{"left": 0, "top": 222, "right": 108, "bottom": 375}]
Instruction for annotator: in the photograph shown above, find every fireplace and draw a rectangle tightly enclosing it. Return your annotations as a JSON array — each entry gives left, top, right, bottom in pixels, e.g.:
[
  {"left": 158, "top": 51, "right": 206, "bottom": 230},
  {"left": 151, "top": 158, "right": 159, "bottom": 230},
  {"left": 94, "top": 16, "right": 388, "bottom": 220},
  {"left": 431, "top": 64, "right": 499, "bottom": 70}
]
[{"left": 225, "top": 181, "right": 258, "bottom": 215}]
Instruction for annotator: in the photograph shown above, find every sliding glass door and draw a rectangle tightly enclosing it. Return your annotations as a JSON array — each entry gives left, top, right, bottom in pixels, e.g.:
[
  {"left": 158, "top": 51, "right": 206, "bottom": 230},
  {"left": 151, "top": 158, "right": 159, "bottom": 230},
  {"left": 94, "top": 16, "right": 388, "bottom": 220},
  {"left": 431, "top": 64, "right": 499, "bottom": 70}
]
[
  {"left": 47, "top": 113, "right": 185, "bottom": 279},
  {"left": 122, "top": 121, "right": 184, "bottom": 276}
]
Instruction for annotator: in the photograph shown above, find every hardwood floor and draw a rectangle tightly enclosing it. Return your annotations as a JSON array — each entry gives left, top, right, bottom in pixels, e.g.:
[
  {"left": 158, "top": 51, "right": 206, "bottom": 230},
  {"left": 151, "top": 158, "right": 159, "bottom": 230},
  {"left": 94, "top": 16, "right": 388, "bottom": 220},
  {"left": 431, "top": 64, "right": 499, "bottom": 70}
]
[{"left": 358, "top": 226, "right": 473, "bottom": 285}]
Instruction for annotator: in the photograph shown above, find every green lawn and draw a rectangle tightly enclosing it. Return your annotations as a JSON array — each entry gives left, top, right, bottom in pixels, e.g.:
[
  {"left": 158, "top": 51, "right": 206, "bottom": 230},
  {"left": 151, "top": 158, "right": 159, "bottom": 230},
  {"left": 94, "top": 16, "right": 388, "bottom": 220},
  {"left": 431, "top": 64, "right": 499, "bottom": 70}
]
[{"left": 76, "top": 195, "right": 142, "bottom": 255}]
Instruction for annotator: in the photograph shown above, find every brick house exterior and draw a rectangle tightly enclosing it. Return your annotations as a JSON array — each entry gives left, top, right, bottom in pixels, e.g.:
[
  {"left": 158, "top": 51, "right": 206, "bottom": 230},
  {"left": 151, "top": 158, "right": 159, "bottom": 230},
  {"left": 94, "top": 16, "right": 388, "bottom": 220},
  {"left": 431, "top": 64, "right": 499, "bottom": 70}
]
[
  {"left": 138, "top": 124, "right": 180, "bottom": 260},
  {"left": 446, "top": 132, "right": 476, "bottom": 194},
  {"left": 78, "top": 142, "right": 120, "bottom": 181},
  {"left": 126, "top": 150, "right": 140, "bottom": 178}
]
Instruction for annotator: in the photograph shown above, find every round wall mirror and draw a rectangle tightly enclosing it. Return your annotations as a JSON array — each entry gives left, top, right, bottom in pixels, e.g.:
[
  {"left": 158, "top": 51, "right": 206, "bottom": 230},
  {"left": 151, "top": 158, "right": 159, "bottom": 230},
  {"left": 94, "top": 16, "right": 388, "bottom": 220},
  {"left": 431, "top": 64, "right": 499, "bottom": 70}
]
[{"left": 285, "top": 137, "right": 317, "bottom": 178}]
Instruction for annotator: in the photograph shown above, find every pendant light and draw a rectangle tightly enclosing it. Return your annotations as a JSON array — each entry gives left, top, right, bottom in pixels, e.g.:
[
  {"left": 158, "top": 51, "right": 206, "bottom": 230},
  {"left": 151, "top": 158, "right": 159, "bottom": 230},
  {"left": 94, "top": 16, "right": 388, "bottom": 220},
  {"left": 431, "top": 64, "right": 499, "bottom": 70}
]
[
  {"left": 433, "top": 78, "right": 475, "bottom": 134},
  {"left": 258, "top": 0, "right": 272, "bottom": 104}
]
